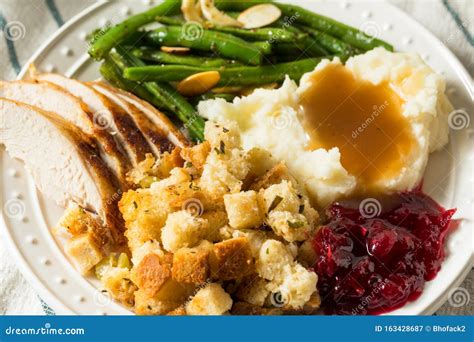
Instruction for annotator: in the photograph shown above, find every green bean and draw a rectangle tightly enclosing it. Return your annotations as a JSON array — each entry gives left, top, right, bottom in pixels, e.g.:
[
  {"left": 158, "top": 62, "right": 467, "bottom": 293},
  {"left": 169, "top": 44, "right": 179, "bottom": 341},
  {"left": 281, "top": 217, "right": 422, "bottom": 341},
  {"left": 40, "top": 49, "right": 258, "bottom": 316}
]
[
  {"left": 124, "top": 58, "right": 324, "bottom": 86},
  {"left": 215, "top": 0, "right": 394, "bottom": 51},
  {"left": 252, "top": 41, "right": 272, "bottom": 55},
  {"left": 189, "top": 93, "right": 236, "bottom": 105},
  {"left": 156, "top": 15, "right": 296, "bottom": 42},
  {"left": 210, "top": 26, "right": 300, "bottom": 42},
  {"left": 131, "top": 47, "right": 242, "bottom": 67},
  {"left": 88, "top": 0, "right": 181, "bottom": 60},
  {"left": 273, "top": 35, "right": 329, "bottom": 57},
  {"left": 100, "top": 58, "right": 166, "bottom": 109},
  {"left": 146, "top": 26, "right": 262, "bottom": 65},
  {"left": 296, "top": 25, "right": 360, "bottom": 55},
  {"left": 111, "top": 46, "right": 205, "bottom": 142},
  {"left": 155, "top": 16, "right": 184, "bottom": 26},
  {"left": 273, "top": 18, "right": 304, "bottom": 34}
]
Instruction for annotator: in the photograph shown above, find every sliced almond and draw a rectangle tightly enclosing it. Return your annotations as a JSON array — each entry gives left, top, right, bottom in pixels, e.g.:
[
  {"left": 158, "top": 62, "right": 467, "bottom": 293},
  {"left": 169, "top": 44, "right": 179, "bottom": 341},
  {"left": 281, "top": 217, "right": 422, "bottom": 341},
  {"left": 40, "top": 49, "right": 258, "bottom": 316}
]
[
  {"left": 181, "top": 0, "right": 203, "bottom": 22},
  {"left": 200, "top": 0, "right": 242, "bottom": 27},
  {"left": 161, "top": 46, "right": 191, "bottom": 54},
  {"left": 238, "top": 4, "right": 281, "bottom": 29},
  {"left": 177, "top": 71, "right": 221, "bottom": 97}
]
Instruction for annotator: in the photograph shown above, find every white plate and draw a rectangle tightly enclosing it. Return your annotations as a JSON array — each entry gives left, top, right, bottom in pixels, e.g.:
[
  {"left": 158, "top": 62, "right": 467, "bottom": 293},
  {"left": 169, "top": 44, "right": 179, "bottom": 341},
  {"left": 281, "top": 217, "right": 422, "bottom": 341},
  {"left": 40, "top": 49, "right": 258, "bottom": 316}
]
[{"left": 1, "top": 0, "right": 473, "bottom": 315}]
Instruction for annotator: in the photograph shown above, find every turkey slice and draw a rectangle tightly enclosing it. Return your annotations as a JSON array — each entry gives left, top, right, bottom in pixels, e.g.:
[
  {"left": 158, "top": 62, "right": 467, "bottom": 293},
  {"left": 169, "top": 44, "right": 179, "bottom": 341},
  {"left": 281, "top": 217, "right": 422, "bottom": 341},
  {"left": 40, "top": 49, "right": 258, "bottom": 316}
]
[
  {"left": 0, "top": 99, "right": 125, "bottom": 245},
  {"left": 111, "top": 85, "right": 188, "bottom": 149},
  {"left": 33, "top": 73, "right": 153, "bottom": 167},
  {"left": 0, "top": 80, "right": 131, "bottom": 188},
  {"left": 91, "top": 82, "right": 179, "bottom": 157}
]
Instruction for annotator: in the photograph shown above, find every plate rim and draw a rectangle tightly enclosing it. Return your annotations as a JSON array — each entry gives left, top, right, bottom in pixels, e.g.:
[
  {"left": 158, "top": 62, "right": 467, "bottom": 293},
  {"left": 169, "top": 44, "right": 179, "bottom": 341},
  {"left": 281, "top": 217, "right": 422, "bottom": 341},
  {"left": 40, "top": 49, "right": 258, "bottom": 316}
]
[{"left": 2, "top": 0, "right": 473, "bottom": 315}]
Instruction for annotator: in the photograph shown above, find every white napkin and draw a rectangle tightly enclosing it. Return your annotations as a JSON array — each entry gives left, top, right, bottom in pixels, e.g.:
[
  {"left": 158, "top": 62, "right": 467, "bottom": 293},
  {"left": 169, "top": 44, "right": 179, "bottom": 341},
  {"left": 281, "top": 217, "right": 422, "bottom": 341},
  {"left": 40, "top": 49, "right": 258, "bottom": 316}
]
[{"left": 0, "top": 0, "right": 472, "bottom": 315}]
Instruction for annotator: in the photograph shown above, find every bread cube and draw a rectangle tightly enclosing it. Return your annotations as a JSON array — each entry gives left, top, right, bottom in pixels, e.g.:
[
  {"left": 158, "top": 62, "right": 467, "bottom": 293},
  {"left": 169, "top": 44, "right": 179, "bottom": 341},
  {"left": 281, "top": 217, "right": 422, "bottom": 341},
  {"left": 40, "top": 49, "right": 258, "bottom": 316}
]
[
  {"left": 132, "top": 253, "right": 194, "bottom": 302},
  {"left": 119, "top": 189, "right": 170, "bottom": 251},
  {"left": 186, "top": 283, "right": 232, "bottom": 315},
  {"left": 161, "top": 210, "right": 208, "bottom": 252},
  {"left": 132, "top": 253, "right": 172, "bottom": 297},
  {"left": 224, "top": 148, "right": 250, "bottom": 181},
  {"left": 101, "top": 267, "right": 137, "bottom": 307},
  {"left": 199, "top": 151, "right": 242, "bottom": 201},
  {"left": 65, "top": 233, "right": 104, "bottom": 274},
  {"left": 172, "top": 244, "right": 211, "bottom": 284},
  {"left": 256, "top": 239, "right": 294, "bottom": 281},
  {"left": 131, "top": 240, "right": 164, "bottom": 266},
  {"left": 209, "top": 237, "right": 254, "bottom": 280},
  {"left": 180, "top": 141, "right": 211, "bottom": 171},
  {"left": 246, "top": 148, "right": 277, "bottom": 180},
  {"left": 261, "top": 181, "right": 300, "bottom": 214},
  {"left": 249, "top": 162, "right": 291, "bottom": 191},
  {"left": 267, "top": 211, "right": 311, "bottom": 242},
  {"left": 231, "top": 229, "right": 268, "bottom": 257},
  {"left": 57, "top": 203, "right": 110, "bottom": 249},
  {"left": 134, "top": 288, "right": 182, "bottom": 315},
  {"left": 224, "top": 191, "right": 263, "bottom": 230},
  {"left": 297, "top": 240, "right": 317, "bottom": 268},
  {"left": 204, "top": 121, "right": 240, "bottom": 151},
  {"left": 236, "top": 275, "right": 270, "bottom": 306},
  {"left": 201, "top": 210, "right": 228, "bottom": 241},
  {"left": 277, "top": 264, "right": 318, "bottom": 309}
]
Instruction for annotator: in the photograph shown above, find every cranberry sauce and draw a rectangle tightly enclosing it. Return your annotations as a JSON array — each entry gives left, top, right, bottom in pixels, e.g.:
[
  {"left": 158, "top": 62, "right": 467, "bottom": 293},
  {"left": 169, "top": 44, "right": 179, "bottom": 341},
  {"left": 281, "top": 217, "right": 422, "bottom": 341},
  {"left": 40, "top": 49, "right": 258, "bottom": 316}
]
[{"left": 312, "top": 191, "right": 456, "bottom": 315}]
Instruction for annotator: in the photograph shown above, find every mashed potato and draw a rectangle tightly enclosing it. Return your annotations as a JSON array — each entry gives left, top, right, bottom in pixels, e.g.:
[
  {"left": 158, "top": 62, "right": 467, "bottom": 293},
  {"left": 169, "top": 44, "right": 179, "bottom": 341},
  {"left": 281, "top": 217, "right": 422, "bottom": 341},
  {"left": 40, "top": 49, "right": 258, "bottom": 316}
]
[{"left": 198, "top": 48, "right": 452, "bottom": 207}]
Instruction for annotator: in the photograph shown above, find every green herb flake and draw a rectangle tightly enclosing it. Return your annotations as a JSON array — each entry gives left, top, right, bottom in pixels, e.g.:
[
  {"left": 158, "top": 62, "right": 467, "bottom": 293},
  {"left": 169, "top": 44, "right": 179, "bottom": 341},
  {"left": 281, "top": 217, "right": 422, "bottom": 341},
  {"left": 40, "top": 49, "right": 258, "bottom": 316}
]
[
  {"left": 132, "top": 201, "right": 138, "bottom": 209},
  {"left": 269, "top": 195, "right": 283, "bottom": 211},
  {"left": 219, "top": 140, "right": 226, "bottom": 154},
  {"left": 287, "top": 220, "right": 304, "bottom": 228}
]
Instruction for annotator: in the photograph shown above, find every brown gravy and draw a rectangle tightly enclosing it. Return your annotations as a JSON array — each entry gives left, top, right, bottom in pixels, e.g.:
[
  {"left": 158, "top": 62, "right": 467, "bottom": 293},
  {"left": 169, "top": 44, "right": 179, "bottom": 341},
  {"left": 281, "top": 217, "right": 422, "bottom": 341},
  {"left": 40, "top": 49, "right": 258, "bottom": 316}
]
[{"left": 299, "top": 63, "right": 415, "bottom": 192}]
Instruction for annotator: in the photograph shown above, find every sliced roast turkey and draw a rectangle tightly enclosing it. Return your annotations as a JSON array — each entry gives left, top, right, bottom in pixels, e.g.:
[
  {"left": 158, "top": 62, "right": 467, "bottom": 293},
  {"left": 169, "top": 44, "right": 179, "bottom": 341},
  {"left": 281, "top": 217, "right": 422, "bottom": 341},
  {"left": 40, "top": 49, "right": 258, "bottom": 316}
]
[
  {"left": 33, "top": 73, "right": 153, "bottom": 167},
  {"left": 110, "top": 85, "right": 188, "bottom": 149},
  {"left": 0, "top": 99, "right": 125, "bottom": 245},
  {"left": 91, "top": 82, "right": 176, "bottom": 156},
  {"left": 0, "top": 80, "right": 131, "bottom": 188}
]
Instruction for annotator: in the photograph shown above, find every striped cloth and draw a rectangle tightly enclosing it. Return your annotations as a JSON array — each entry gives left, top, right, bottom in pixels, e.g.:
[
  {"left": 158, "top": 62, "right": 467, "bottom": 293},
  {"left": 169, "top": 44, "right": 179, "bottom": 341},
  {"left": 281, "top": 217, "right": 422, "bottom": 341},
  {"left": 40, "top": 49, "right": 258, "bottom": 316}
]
[{"left": 0, "top": 0, "right": 472, "bottom": 315}]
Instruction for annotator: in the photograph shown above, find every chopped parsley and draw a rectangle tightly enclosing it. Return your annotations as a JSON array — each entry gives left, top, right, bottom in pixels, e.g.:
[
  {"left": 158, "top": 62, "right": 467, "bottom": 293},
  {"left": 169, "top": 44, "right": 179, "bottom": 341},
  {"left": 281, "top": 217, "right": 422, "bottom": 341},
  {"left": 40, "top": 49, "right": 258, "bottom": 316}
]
[
  {"left": 287, "top": 220, "right": 304, "bottom": 228},
  {"left": 269, "top": 195, "right": 283, "bottom": 211}
]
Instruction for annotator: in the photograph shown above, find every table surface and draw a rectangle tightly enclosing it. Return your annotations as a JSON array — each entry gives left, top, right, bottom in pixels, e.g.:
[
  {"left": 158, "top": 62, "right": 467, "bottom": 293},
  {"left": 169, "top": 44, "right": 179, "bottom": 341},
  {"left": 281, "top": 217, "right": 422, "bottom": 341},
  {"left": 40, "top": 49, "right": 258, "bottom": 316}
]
[{"left": 0, "top": 0, "right": 472, "bottom": 315}]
